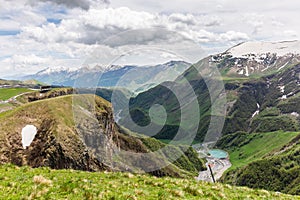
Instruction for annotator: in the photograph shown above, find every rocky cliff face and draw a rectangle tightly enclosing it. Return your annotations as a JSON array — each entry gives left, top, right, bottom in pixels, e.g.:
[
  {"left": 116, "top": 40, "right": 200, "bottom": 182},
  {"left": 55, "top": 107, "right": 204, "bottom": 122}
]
[
  {"left": 0, "top": 95, "right": 110, "bottom": 172},
  {"left": 23, "top": 88, "right": 75, "bottom": 102},
  {"left": 0, "top": 94, "right": 204, "bottom": 177}
]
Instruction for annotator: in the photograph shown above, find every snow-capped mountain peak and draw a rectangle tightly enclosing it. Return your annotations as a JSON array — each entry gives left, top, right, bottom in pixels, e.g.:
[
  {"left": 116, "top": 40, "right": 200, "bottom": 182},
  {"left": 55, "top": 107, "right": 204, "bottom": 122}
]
[
  {"left": 211, "top": 40, "right": 300, "bottom": 77},
  {"left": 226, "top": 40, "right": 300, "bottom": 58},
  {"left": 37, "top": 66, "right": 78, "bottom": 75},
  {"left": 21, "top": 61, "right": 191, "bottom": 91}
]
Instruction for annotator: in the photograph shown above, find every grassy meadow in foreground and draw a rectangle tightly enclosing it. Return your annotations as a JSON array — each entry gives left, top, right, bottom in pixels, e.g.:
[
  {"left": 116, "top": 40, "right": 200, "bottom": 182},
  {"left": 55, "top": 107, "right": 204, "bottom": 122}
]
[{"left": 0, "top": 164, "right": 298, "bottom": 200}]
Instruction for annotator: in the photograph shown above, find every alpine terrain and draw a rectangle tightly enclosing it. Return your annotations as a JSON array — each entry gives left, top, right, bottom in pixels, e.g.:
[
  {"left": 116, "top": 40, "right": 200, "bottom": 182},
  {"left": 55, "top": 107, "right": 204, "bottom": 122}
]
[{"left": 121, "top": 41, "right": 300, "bottom": 195}]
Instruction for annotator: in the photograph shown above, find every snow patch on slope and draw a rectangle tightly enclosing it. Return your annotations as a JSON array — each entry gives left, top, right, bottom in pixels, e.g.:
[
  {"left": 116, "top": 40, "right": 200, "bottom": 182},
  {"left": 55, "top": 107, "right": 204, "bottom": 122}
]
[
  {"left": 281, "top": 95, "right": 287, "bottom": 100},
  {"left": 279, "top": 86, "right": 285, "bottom": 93},
  {"left": 21, "top": 125, "right": 37, "bottom": 149},
  {"left": 251, "top": 103, "right": 260, "bottom": 118}
]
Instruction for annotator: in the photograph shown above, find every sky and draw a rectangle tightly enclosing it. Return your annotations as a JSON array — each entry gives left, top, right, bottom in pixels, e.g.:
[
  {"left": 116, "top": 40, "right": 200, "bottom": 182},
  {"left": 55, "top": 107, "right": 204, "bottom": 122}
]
[{"left": 0, "top": 0, "right": 299, "bottom": 77}]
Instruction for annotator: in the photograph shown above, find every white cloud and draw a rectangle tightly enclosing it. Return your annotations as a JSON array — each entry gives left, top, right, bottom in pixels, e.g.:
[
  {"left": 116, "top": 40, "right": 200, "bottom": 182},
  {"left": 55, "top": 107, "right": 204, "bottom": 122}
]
[
  {"left": 110, "top": 0, "right": 227, "bottom": 14},
  {"left": 19, "top": 7, "right": 248, "bottom": 46},
  {"left": 0, "top": 18, "right": 20, "bottom": 31},
  {"left": 0, "top": 0, "right": 300, "bottom": 77},
  {"left": 21, "top": 23, "right": 82, "bottom": 43},
  {"left": 0, "top": 0, "right": 46, "bottom": 31},
  {"left": 168, "top": 13, "right": 197, "bottom": 25},
  {"left": 27, "top": 0, "right": 109, "bottom": 10},
  {"left": 242, "top": 13, "right": 264, "bottom": 34},
  {"left": 168, "top": 13, "right": 221, "bottom": 27},
  {"left": 219, "top": 31, "right": 249, "bottom": 42},
  {"left": 1, "top": 54, "right": 52, "bottom": 76},
  {"left": 82, "top": 7, "right": 156, "bottom": 29},
  {"left": 11, "top": 54, "right": 51, "bottom": 66},
  {"left": 283, "top": 30, "right": 298, "bottom": 38}
]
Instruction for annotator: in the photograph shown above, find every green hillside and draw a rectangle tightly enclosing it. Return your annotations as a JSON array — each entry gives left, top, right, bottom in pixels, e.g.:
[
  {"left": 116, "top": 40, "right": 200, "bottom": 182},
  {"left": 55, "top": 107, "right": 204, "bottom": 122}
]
[
  {"left": 119, "top": 59, "right": 215, "bottom": 143},
  {"left": 117, "top": 54, "right": 300, "bottom": 195},
  {"left": 0, "top": 164, "right": 298, "bottom": 200},
  {"left": 221, "top": 140, "right": 300, "bottom": 195},
  {"left": 0, "top": 79, "right": 42, "bottom": 88},
  {"left": 0, "top": 88, "right": 32, "bottom": 101},
  {"left": 216, "top": 131, "right": 300, "bottom": 169},
  {"left": 0, "top": 79, "right": 22, "bottom": 86},
  {"left": 0, "top": 93, "right": 204, "bottom": 178},
  {"left": 216, "top": 130, "right": 300, "bottom": 195},
  {"left": 122, "top": 58, "right": 300, "bottom": 143}
]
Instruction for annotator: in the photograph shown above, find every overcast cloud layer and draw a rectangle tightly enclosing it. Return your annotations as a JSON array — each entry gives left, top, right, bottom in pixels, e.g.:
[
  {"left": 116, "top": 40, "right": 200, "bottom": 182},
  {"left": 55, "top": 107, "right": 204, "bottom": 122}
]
[{"left": 0, "top": 0, "right": 299, "bottom": 77}]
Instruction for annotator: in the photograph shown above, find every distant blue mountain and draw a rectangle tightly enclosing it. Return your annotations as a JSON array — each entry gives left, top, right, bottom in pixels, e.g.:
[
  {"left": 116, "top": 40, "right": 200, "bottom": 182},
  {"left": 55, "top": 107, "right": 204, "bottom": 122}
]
[{"left": 21, "top": 61, "right": 191, "bottom": 93}]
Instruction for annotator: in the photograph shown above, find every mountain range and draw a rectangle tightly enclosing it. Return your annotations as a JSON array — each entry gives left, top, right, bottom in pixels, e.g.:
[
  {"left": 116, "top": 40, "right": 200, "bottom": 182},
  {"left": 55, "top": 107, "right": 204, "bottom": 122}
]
[
  {"left": 118, "top": 40, "right": 300, "bottom": 194},
  {"left": 20, "top": 61, "right": 191, "bottom": 94},
  {"left": 0, "top": 40, "right": 300, "bottom": 196},
  {"left": 215, "top": 40, "right": 300, "bottom": 77},
  {"left": 120, "top": 41, "right": 300, "bottom": 141}
]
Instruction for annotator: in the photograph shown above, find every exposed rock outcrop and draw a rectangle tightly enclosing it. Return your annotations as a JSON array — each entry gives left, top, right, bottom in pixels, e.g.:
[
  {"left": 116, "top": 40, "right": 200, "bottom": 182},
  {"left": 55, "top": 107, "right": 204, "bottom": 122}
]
[{"left": 0, "top": 94, "right": 204, "bottom": 178}]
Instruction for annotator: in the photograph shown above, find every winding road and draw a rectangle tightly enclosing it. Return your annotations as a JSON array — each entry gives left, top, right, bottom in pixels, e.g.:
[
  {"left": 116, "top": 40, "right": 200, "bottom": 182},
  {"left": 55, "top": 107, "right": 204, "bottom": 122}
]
[{"left": 197, "top": 157, "right": 231, "bottom": 182}]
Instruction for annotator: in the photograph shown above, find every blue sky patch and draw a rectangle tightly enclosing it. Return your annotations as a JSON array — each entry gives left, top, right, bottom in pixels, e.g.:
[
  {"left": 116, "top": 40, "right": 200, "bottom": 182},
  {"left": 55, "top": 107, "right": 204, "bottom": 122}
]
[
  {"left": 47, "top": 18, "right": 62, "bottom": 25},
  {"left": 0, "top": 30, "right": 20, "bottom": 36}
]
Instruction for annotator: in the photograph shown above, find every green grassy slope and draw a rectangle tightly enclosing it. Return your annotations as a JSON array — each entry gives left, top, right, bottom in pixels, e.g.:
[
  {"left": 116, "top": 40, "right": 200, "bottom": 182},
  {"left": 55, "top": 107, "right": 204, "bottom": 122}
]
[
  {"left": 0, "top": 79, "right": 43, "bottom": 87},
  {"left": 218, "top": 131, "right": 300, "bottom": 195},
  {"left": 0, "top": 88, "right": 32, "bottom": 100},
  {"left": 0, "top": 79, "right": 22, "bottom": 85},
  {"left": 0, "top": 164, "right": 298, "bottom": 200},
  {"left": 221, "top": 141, "right": 300, "bottom": 195},
  {"left": 217, "top": 131, "right": 300, "bottom": 170}
]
